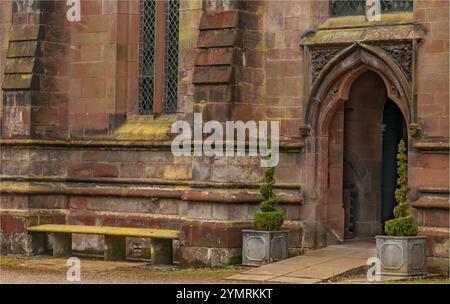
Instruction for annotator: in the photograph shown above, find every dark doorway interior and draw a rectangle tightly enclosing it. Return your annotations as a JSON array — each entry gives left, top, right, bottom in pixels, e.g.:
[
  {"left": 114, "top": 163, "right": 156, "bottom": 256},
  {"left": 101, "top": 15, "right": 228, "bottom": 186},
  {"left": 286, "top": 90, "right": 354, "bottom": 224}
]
[
  {"left": 342, "top": 71, "right": 387, "bottom": 239},
  {"left": 381, "top": 99, "right": 406, "bottom": 229}
]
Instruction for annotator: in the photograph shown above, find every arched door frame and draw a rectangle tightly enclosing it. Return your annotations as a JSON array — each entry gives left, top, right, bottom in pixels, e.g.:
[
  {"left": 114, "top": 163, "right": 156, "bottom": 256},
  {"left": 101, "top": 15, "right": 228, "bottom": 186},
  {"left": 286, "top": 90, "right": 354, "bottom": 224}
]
[{"left": 304, "top": 42, "right": 412, "bottom": 246}]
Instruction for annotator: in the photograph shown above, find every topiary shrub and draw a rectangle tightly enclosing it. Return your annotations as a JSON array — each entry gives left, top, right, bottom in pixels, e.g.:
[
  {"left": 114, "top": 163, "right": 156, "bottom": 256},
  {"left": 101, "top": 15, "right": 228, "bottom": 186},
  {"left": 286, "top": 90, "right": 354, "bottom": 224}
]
[
  {"left": 384, "top": 139, "right": 418, "bottom": 237},
  {"left": 253, "top": 211, "right": 284, "bottom": 231},
  {"left": 253, "top": 163, "right": 284, "bottom": 231}
]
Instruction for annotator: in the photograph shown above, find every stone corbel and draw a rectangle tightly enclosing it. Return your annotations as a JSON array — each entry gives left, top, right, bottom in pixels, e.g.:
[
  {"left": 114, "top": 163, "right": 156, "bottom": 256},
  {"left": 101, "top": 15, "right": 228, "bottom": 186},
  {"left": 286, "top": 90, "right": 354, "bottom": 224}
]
[{"left": 408, "top": 122, "right": 421, "bottom": 138}]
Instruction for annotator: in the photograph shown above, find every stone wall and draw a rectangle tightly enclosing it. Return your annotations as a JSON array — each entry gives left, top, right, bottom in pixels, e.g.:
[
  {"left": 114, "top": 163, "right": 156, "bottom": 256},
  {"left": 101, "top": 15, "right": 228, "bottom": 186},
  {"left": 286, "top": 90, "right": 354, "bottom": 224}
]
[
  {"left": 411, "top": 0, "right": 449, "bottom": 272},
  {"left": 0, "top": 0, "right": 448, "bottom": 271},
  {"left": 0, "top": 0, "right": 12, "bottom": 117},
  {"left": 1, "top": 0, "right": 69, "bottom": 138},
  {"left": 414, "top": 0, "right": 449, "bottom": 137}
]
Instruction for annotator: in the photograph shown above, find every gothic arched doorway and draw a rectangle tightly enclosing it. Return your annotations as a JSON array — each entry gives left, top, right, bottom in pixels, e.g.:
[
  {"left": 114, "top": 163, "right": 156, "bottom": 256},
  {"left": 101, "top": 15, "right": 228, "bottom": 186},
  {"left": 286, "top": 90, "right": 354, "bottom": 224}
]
[
  {"left": 304, "top": 43, "right": 412, "bottom": 246},
  {"left": 334, "top": 71, "right": 407, "bottom": 240}
]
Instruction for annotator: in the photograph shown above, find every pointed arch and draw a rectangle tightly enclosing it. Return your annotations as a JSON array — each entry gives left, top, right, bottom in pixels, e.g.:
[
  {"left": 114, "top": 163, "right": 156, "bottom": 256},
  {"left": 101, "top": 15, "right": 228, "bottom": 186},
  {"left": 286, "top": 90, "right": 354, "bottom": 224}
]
[{"left": 306, "top": 43, "right": 412, "bottom": 135}]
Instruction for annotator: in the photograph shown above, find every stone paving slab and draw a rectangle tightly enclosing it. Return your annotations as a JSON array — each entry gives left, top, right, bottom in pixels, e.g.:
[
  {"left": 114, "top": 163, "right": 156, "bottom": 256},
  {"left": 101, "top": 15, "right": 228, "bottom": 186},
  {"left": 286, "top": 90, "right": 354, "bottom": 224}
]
[
  {"left": 227, "top": 273, "right": 278, "bottom": 282},
  {"left": 227, "top": 241, "right": 376, "bottom": 284},
  {"left": 267, "top": 276, "right": 321, "bottom": 284}
]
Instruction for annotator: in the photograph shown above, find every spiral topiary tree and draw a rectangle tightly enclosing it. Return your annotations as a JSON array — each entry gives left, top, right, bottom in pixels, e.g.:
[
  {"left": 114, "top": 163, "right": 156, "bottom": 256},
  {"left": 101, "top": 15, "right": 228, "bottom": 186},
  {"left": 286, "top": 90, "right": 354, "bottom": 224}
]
[
  {"left": 253, "top": 158, "right": 284, "bottom": 231},
  {"left": 384, "top": 139, "right": 418, "bottom": 236}
]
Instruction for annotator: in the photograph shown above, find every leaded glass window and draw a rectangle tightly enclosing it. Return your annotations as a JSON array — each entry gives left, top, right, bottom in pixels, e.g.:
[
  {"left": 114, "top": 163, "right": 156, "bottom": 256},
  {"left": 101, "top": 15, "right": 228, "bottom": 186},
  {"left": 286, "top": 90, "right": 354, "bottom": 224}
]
[
  {"left": 163, "top": 0, "right": 179, "bottom": 114},
  {"left": 330, "top": 0, "right": 413, "bottom": 17},
  {"left": 138, "top": 0, "right": 179, "bottom": 115}
]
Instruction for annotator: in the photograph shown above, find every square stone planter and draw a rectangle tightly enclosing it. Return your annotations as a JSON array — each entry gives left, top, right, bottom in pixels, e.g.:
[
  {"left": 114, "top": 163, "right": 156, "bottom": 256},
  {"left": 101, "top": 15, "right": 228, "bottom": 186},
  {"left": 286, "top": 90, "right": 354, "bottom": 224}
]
[
  {"left": 242, "top": 230, "right": 288, "bottom": 267},
  {"left": 376, "top": 235, "right": 427, "bottom": 276}
]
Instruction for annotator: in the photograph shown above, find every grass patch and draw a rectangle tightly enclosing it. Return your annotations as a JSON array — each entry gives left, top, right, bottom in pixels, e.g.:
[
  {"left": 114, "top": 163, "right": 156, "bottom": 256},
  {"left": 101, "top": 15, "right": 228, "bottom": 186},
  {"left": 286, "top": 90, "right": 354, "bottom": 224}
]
[
  {"left": 386, "top": 275, "right": 449, "bottom": 284},
  {"left": 0, "top": 256, "right": 26, "bottom": 268}
]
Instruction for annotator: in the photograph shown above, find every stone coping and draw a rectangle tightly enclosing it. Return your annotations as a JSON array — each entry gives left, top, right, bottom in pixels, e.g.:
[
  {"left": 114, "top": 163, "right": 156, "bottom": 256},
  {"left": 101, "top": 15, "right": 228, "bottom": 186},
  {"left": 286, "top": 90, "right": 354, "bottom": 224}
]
[
  {"left": 318, "top": 12, "right": 413, "bottom": 30},
  {"left": 301, "top": 24, "right": 424, "bottom": 46}
]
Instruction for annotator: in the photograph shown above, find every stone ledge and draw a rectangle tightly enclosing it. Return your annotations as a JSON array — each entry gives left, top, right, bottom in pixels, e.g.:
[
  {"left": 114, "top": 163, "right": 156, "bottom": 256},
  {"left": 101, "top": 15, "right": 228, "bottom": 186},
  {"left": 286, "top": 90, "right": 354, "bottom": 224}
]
[
  {"left": 0, "top": 138, "right": 304, "bottom": 152},
  {"left": 0, "top": 181, "right": 303, "bottom": 204},
  {"left": 318, "top": 12, "right": 413, "bottom": 30},
  {"left": 419, "top": 226, "right": 450, "bottom": 236},
  {"left": 8, "top": 25, "right": 43, "bottom": 42},
  {"left": 0, "top": 138, "right": 174, "bottom": 149},
  {"left": 301, "top": 24, "right": 425, "bottom": 46},
  {"left": 412, "top": 197, "right": 449, "bottom": 209},
  {"left": 2, "top": 74, "right": 35, "bottom": 90},
  {"left": 4, "top": 58, "right": 35, "bottom": 74},
  {"left": 413, "top": 140, "right": 450, "bottom": 152},
  {"left": 114, "top": 115, "right": 177, "bottom": 141},
  {"left": 418, "top": 187, "right": 450, "bottom": 195},
  {"left": 0, "top": 175, "right": 302, "bottom": 190},
  {"left": 7, "top": 41, "right": 38, "bottom": 58}
]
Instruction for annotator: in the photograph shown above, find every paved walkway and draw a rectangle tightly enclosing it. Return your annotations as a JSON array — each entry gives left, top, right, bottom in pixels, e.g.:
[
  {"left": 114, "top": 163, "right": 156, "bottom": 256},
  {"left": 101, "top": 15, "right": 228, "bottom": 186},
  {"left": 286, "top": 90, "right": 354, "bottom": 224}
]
[{"left": 228, "top": 241, "right": 376, "bottom": 283}]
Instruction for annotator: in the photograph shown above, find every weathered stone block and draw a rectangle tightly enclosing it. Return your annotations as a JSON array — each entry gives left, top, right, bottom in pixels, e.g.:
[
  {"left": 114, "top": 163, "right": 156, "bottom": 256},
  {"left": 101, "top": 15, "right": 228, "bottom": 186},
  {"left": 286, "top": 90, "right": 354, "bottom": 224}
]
[
  {"left": 197, "top": 29, "right": 237, "bottom": 48},
  {"left": 2, "top": 74, "right": 35, "bottom": 90},
  {"left": 193, "top": 66, "right": 232, "bottom": 84},
  {"left": 200, "top": 11, "right": 238, "bottom": 30},
  {"left": 9, "top": 25, "right": 43, "bottom": 41}
]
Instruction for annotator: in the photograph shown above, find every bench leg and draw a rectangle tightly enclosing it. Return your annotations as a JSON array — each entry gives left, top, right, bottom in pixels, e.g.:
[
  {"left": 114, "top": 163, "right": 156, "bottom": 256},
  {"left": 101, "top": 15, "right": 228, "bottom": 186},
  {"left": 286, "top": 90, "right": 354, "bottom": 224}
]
[
  {"left": 53, "top": 233, "right": 72, "bottom": 257},
  {"left": 28, "top": 232, "right": 47, "bottom": 255},
  {"left": 104, "top": 236, "right": 126, "bottom": 261},
  {"left": 151, "top": 239, "right": 173, "bottom": 265}
]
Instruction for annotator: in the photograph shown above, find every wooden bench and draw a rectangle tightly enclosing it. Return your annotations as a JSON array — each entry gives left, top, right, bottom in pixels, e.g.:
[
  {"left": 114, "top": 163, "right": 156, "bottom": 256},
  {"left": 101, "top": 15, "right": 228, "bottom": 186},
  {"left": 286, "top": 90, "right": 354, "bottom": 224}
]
[{"left": 27, "top": 224, "right": 180, "bottom": 265}]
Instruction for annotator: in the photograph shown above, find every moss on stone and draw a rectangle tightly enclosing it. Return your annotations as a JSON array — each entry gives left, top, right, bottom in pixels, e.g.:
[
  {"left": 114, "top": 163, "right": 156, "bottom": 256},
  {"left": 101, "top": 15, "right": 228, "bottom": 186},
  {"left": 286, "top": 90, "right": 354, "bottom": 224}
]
[
  {"left": 288, "top": 248, "right": 304, "bottom": 258},
  {"left": 2, "top": 74, "right": 33, "bottom": 90},
  {"left": 115, "top": 115, "right": 176, "bottom": 140},
  {"left": 302, "top": 24, "right": 423, "bottom": 46},
  {"left": 4, "top": 58, "right": 35, "bottom": 74},
  {"left": 9, "top": 25, "right": 41, "bottom": 42}
]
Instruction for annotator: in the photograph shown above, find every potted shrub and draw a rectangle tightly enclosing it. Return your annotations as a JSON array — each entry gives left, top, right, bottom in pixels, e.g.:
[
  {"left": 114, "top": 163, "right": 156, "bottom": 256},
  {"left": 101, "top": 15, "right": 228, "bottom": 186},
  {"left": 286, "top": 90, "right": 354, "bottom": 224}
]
[
  {"left": 242, "top": 164, "right": 288, "bottom": 266},
  {"left": 376, "top": 140, "right": 427, "bottom": 276}
]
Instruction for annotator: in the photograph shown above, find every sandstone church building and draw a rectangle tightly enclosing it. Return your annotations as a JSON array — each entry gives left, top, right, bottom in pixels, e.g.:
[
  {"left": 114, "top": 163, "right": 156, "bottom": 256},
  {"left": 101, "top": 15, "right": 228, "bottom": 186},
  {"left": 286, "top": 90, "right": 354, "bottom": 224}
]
[{"left": 0, "top": 0, "right": 448, "bottom": 272}]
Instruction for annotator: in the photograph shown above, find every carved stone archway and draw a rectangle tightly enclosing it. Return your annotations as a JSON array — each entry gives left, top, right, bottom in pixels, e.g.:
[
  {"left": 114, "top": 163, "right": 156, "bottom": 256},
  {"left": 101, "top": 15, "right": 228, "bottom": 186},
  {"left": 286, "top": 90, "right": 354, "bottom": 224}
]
[
  {"left": 307, "top": 42, "right": 412, "bottom": 133},
  {"left": 304, "top": 43, "right": 414, "bottom": 246}
]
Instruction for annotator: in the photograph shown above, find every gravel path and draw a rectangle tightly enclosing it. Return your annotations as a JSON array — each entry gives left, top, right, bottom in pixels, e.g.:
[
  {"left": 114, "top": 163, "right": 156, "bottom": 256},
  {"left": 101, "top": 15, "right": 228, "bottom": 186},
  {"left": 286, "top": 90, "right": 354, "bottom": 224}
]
[
  {"left": 0, "top": 256, "right": 245, "bottom": 284},
  {"left": 0, "top": 267, "right": 240, "bottom": 284}
]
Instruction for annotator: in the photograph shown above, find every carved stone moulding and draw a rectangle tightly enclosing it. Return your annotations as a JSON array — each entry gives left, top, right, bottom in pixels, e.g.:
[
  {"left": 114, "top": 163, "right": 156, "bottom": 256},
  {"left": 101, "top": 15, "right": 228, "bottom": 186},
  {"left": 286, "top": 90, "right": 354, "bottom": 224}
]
[
  {"left": 310, "top": 46, "right": 343, "bottom": 82},
  {"left": 378, "top": 42, "right": 413, "bottom": 81},
  {"left": 309, "top": 42, "right": 413, "bottom": 86}
]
